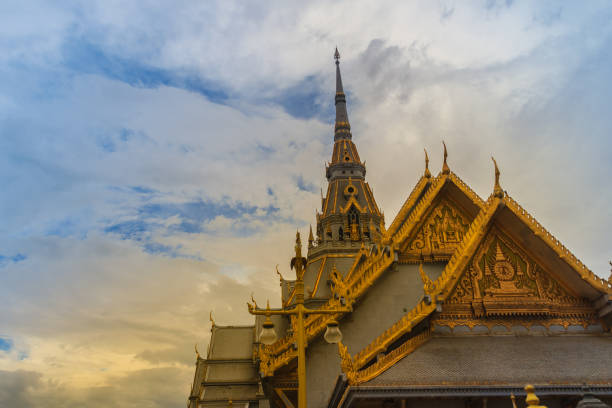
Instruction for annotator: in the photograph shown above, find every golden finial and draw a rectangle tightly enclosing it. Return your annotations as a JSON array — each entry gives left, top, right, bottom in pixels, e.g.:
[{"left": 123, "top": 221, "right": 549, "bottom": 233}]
[
  {"left": 291, "top": 231, "right": 306, "bottom": 279},
  {"left": 275, "top": 264, "right": 285, "bottom": 282},
  {"left": 195, "top": 343, "right": 200, "bottom": 359},
  {"left": 209, "top": 311, "right": 215, "bottom": 327},
  {"left": 250, "top": 293, "right": 259, "bottom": 309},
  {"left": 295, "top": 230, "right": 302, "bottom": 258},
  {"left": 228, "top": 399, "right": 233, "bottom": 408},
  {"left": 419, "top": 262, "right": 437, "bottom": 295},
  {"left": 308, "top": 225, "right": 314, "bottom": 248},
  {"left": 492, "top": 156, "right": 503, "bottom": 198},
  {"left": 524, "top": 385, "right": 547, "bottom": 408},
  {"left": 442, "top": 141, "right": 450, "bottom": 174},
  {"left": 424, "top": 149, "right": 431, "bottom": 178}
]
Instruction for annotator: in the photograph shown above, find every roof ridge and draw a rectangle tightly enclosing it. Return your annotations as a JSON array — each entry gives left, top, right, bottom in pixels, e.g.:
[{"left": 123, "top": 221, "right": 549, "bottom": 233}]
[
  {"left": 353, "top": 301, "right": 435, "bottom": 368},
  {"left": 390, "top": 176, "right": 445, "bottom": 243},
  {"left": 350, "top": 328, "right": 432, "bottom": 385},
  {"left": 448, "top": 171, "right": 486, "bottom": 207},
  {"left": 386, "top": 176, "right": 430, "bottom": 238},
  {"left": 503, "top": 193, "right": 612, "bottom": 293}
]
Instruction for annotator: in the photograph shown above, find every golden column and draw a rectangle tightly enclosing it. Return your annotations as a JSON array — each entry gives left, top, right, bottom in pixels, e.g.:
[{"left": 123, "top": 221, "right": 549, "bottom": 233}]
[{"left": 248, "top": 232, "right": 351, "bottom": 408}]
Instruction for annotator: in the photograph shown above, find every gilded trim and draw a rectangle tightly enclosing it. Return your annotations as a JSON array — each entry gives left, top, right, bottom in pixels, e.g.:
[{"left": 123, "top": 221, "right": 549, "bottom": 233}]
[
  {"left": 386, "top": 176, "right": 429, "bottom": 237},
  {"left": 504, "top": 194, "right": 612, "bottom": 293},
  {"left": 310, "top": 257, "right": 327, "bottom": 298},
  {"left": 333, "top": 180, "right": 339, "bottom": 214},
  {"left": 355, "top": 329, "right": 431, "bottom": 384},
  {"left": 364, "top": 182, "right": 381, "bottom": 215},
  {"left": 323, "top": 183, "right": 332, "bottom": 215},
  {"left": 353, "top": 300, "right": 436, "bottom": 368},
  {"left": 359, "top": 180, "right": 374, "bottom": 213}
]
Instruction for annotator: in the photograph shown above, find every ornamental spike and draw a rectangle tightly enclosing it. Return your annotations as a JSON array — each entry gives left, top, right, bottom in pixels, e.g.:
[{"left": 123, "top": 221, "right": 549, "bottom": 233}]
[
  {"left": 442, "top": 141, "right": 450, "bottom": 174},
  {"left": 492, "top": 156, "right": 503, "bottom": 198}
]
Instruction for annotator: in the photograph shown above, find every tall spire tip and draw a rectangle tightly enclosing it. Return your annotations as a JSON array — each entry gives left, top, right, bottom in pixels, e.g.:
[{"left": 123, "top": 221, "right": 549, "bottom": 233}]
[{"left": 334, "top": 47, "right": 340, "bottom": 63}]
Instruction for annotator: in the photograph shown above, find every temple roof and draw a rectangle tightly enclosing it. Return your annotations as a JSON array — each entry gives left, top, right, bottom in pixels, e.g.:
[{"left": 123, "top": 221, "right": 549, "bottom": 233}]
[
  {"left": 362, "top": 335, "right": 612, "bottom": 386},
  {"left": 194, "top": 324, "right": 261, "bottom": 406},
  {"left": 208, "top": 325, "right": 254, "bottom": 360}
]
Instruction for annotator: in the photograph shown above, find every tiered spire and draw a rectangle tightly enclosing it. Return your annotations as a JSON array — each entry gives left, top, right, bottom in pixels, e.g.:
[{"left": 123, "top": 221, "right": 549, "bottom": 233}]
[
  {"left": 312, "top": 49, "right": 383, "bottom": 252},
  {"left": 334, "top": 48, "right": 351, "bottom": 141}
]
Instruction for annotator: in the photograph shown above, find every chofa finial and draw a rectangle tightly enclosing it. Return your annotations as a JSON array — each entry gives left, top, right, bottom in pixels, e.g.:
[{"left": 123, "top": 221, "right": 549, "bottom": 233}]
[
  {"left": 608, "top": 261, "right": 612, "bottom": 284},
  {"left": 195, "top": 343, "right": 200, "bottom": 359},
  {"left": 492, "top": 156, "right": 503, "bottom": 198},
  {"left": 334, "top": 47, "right": 340, "bottom": 63},
  {"left": 424, "top": 148, "right": 431, "bottom": 178},
  {"left": 209, "top": 311, "right": 215, "bottom": 327},
  {"left": 275, "top": 264, "right": 285, "bottom": 282},
  {"left": 442, "top": 141, "right": 450, "bottom": 174}
]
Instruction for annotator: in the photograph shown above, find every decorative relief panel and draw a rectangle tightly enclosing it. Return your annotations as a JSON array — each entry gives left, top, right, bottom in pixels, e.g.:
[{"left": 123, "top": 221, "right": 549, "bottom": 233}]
[
  {"left": 406, "top": 199, "right": 470, "bottom": 257},
  {"left": 442, "top": 227, "right": 593, "bottom": 320}
]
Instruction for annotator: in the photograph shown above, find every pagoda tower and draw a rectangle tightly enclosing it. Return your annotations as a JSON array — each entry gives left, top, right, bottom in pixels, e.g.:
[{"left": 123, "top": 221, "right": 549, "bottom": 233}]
[
  {"left": 311, "top": 48, "right": 383, "bottom": 256},
  {"left": 278, "top": 49, "right": 384, "bottom": 308}
]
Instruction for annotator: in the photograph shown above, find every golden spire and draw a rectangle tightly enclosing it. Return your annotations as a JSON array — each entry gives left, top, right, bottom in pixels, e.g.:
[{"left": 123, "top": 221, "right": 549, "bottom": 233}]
[
  {"left": 424, "top": 149, "right": 431, "bottom": 178},
  {"left": 290, "top": 231, "right": 306, "bottom": 279},
  {"left": 295, "top": 230, "right": 302, "bottom": 258},
  {"left": 209, "top": 311, "right": 215, "bottom": 327},
  {"left": 442, "top": 141, "right": 450, "bottom": 174},
  {"left": 492, "top": 156, "right": 503, "bottom": 198},
  {"left": 308, "top": 225, "right": 314, "bottom": 248}
]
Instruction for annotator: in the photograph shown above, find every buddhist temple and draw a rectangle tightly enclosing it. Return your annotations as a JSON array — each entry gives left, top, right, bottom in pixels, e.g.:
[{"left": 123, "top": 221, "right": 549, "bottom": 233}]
[{"left": 188, "top": 49, "right": 612, "bottom": 408}]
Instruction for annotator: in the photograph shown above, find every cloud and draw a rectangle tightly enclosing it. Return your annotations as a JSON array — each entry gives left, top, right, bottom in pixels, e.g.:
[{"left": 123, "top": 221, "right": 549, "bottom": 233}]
[{"left": 1, "top": 2, "right": 612, "bottom": 407}]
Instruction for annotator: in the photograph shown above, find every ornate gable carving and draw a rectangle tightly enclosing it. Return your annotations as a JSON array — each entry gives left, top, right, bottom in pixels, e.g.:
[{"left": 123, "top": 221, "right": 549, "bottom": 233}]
[
  {"left": 442, "top": 226, "right": 593, "bottom": 320},
  {"left": 401, "top": 198, "right": 471, "bottom": 261}
]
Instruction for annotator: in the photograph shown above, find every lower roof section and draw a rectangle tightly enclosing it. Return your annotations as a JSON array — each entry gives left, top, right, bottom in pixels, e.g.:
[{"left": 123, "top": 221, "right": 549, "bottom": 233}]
[{"left": 363, "top": 334, "right": 612, "bottom": 386}]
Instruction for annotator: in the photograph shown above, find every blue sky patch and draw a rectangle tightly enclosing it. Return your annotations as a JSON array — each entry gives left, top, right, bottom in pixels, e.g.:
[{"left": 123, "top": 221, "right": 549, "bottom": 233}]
[
  {"left": 275, "top": 75, "right": 333, "bottom": 121},
  {"left": 130, "top": 186, "right": 157, "bottom": 194},
  {"left": 0, "top": 337, "right": 13, "bottom": 352},
  {"left": 296, "top": 175, "right": 317, "bottom": 193},
  {"left": 0, "top": 254, "right": 27, "bottom": 268},
  {"left": 104, "top": 220, "right": 154, "bottom": 240},
  {"left": 61, "top": 37, "right": 229, "bottom": 104}
]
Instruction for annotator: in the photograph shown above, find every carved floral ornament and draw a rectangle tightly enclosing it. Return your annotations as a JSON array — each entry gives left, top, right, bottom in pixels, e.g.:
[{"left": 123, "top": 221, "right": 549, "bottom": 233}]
[{"left": 406, "top": 199, "right": 471, "bottom": 257}]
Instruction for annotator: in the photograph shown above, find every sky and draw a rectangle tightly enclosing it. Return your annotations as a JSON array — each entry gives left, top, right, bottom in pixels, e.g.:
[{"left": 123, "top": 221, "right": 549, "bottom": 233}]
[{"left": 1, "top": 1, "right": 612, "bottom": 407}]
